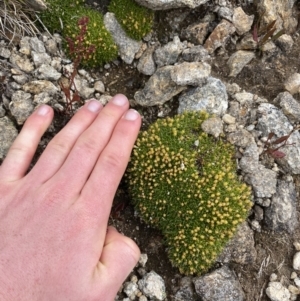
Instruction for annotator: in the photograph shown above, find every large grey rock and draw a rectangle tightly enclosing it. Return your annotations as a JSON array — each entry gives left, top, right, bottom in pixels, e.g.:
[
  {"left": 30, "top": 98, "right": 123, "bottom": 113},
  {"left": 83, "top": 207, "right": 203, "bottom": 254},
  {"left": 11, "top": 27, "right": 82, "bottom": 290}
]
[
  {"left": 9, "top": 90, "right": 34, "bottom": 125},
  {"left": 194, "top": 266, "right": 245, "bottom": 301},
  {"left": 138, "top": 271, "right": 166, "bottom": 301},
  {"left": 134, "top": 0, "right": 209, "bottom": 10},
  {"left": 154, "top": 36, "right": 185, "bottom": 67},
  {"left": 257, "top": 103, "right": 300, "bottom": 174},
  {"left": 218, "top": 222, "right": 257, "bottom": 265},
  {"left": 134, "top": 66, "right": 186, "bottom": 106},
  {"left": 264, "top": 177, "right": 298, "bottom": 233},
  {"left": 0, "top": 116, "right": 18, "bottom": 160},
  {"left": 174, "top": 277, "right": 196, "bottom": 301},
  {"left": 104, "top": 12, "right": 142, "bottom": 64},
  {"left": 178, "top": 77, "right": 228, "bottom": 116}
]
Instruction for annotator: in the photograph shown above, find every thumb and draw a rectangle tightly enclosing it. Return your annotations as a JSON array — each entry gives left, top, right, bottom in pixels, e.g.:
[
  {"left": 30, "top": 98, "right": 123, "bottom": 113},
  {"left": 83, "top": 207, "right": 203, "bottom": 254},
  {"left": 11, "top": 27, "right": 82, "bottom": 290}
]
[{"left": 95, "top": 226, "right": 140, "bottom": 300}]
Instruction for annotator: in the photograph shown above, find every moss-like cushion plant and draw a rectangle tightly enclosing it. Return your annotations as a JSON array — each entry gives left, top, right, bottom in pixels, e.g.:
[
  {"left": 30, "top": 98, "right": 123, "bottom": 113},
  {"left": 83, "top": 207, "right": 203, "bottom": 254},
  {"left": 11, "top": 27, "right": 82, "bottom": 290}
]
[
  {"left": 126, "top": 111, "right": 252, "bottom": 275},
  {"left": 108, "top": 0, "right": 154, "bottom": 40},
  {"left": 38, "top": 0, "right": 118, "bottom": 67}
]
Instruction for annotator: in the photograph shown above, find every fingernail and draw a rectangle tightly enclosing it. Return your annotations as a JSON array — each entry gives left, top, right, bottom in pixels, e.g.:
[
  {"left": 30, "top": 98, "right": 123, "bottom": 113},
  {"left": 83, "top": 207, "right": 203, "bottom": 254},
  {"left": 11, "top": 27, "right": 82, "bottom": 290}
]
[
  {"left": 112, "top": 95, "right": 128, "bottom": 106},
  {"left": 87, "top": 100, "right": 102, "bottom": 112},
  {"left": 124, "top": 109, "right": 139, "bottom": 121},
  {"left": 36, "top": 105, "right": 50, "bottom": 116}
]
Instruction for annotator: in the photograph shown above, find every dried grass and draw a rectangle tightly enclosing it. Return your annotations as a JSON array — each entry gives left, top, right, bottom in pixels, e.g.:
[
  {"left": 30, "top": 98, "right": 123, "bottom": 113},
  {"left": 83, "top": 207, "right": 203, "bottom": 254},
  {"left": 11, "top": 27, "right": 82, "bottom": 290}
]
[{"left": 0, "top": 0, "right": 41, "bottom": 43}]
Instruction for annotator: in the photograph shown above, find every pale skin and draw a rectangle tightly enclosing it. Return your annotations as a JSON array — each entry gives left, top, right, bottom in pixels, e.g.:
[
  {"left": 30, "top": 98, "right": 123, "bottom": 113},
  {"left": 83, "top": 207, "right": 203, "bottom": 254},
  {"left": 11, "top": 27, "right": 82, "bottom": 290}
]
[{"left": 0, "top": 94, "right": 141, "bottom": 301}]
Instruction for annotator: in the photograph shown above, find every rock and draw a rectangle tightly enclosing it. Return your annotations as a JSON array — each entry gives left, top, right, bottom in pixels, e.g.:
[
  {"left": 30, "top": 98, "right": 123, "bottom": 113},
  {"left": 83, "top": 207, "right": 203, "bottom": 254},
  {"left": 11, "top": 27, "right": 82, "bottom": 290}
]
[
  {"left": 123, "top": 282, "right": 139, "bottom": 299},
  {"left": 266, "top": 282, "right": 291, "bottom": 301},
  {"left": 227, "top": 128, "right": 255, "bottom": 148},
  {"left": 104, "top": 12, "right": 142, "bottom": 64},
  {"left": 45, "top": 39, "right": 58, "bottom": 55},
  {"left": 9, "top": 90, "right": 34, "bottom": 125},
  {"left": 73, "top": 76, "right": 95, "bottom": 99},
  {"left": 257, "top": 103, "right": 300, "bottom": 174},
  {"left": 232, "top": 7, "right": 254, "bottom": 35},
  {"left": 237, "top": 33, "right": 257, "bottom": 50},
  {"left": 276, "top": 34, "right": 294, "bottom": 53},
  {"left": 182, "top": 22, "right": 209, "bottom": 45},
  {"left": 178, "top": 77, "right": 228, "bottom": 116},
  {"left": 10, "top": 52, "right": 34, "bottom": 73},
  {"left": 19, "top": 37, "right": 31, "bottom": 56},
  {"left": 0, "top": 116, "right": 18, "bottom": 160},
  {"left": 204, "top": 19, "right": 236, "bottom": 54},
  {"left": 134, "top": 66, "right": 186, "bottom": 106},
  {"left": 264, "top": 178, "right": 298, "bottom": 233},
  {"left": 244, "top": 165, "right": 277, "bottom": 198},
  {"left": 137, "top": 45, "right": 156, "bottom": 76},
  {"left": 34, "top": 64, "right": 61, "bottom": 81},
  {"left": 94, "top": 81, "right": 105, "bottom": 93},
  {"left": 33, "top": 92, "right": 52, "bottom": 105},
  {"left": 222, "top": 114, "right": 236, "bottom": 124},
  {"left": 134, "top": 0, "right": 209, "bottom": 10},
  {"left": 227, "top": 50, "right": 255, "bottom": 77},
  {"left": 256, "top": 0, "right": 297, "bottom": 34},
  {"left": 138, "top": 271, "right": 166, "bottom": 301},
  {"left": 294, "top": 252, "right": 300, "bottom": 271},
  {"left": 239, "top": 143, "right": 260, "bottom": 174},
  {"left": 27, "top": 0, "right": 47, "bottom": 11},
  {"left": 154, "top": 36, "right": 185, "bottom": 67},
  {"left": 29, "top": 37, "right": 46, "bottom": 53},
  {"left": 174, "top": 277, "right": 196, "bottom": 301},
  {"left": 12, "top": 74, "right": 28, "bottom": 85},
  {"left": 170, "top": 62, "right": 211, "bottom": 86},
  {"left": 31, "top": 51, "right": 52, "bottom": 68},
  {"left": 274, "top": 92, "right": 300, "bottom": 123},
  {"left": 234, "top": 92, "right": 254, "bottom": 105},
  {"left": 284, "top": 73, "right": 300, "bottom": 95},
  {"left": 194, "top": 266, "right": 244, "bottom": 301},
  {"left": 182, "top": 45, "right": 211, "bottom": 63},
  {"left": 23, "top": 80, "right": 58, "bottom": 95},
  {"left": 218, "top": 222, "right": 257, "bottom": 265},
  {"left": 0, "top": 46, "right": 11, "bottom": 59},
  {"left": 217, "top": 6, "right": 233, "bottom": 22},
  {"left": 201, "top": 116, "right": 223, "bottom": 138},
  {"left": 0, "top": 104, "right": 5, "bottom": 117},
  {"left": 138, "top": 254, "right": 148, "bottom": 268}
]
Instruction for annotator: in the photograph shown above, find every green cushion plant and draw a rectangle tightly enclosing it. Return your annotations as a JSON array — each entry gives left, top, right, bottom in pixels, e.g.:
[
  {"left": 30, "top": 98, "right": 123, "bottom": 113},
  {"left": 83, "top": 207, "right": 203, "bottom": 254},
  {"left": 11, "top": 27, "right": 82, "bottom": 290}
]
[
  {"left": 126, "top": 111, "right": 252, "bottom": 275},
  {"left": 38, "top": 0, "right": 118, "bottom": 67},
  {"left": 108, "top": 0, "right": 154, "bottom": 40}
]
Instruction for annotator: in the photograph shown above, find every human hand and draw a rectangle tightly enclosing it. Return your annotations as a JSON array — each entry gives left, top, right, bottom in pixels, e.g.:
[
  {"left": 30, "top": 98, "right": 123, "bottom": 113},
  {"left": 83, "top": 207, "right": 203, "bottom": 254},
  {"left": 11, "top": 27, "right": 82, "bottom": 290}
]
[{"left": 0, "top": 94, "right": 141, "bottom": 301}]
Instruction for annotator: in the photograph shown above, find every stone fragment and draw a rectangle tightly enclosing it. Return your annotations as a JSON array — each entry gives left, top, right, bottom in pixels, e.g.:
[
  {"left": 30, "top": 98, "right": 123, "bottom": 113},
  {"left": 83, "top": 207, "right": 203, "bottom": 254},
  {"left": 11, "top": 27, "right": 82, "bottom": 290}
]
[
  {"left": 154, "top": 36, "right": 185, "bottom": 67},
  {"left": 293, "top": 252, "right": 300, "bottom": 270},
  {"left": 138, "top": 254, "right": 148, "bottom": 267},
  {"left": 23, "top": 80, "right": 58, "bottom": 95},
  {"left": 266, "top": 282, "right": 290, "bottom": 301},
  {"left": 123, "top": 282, "right": 139, "bottom": 300},
  {"left": 222, "top": 114, "right": 235, "bottom": 124},
  {"left": 276, "top": 34, "right": 294, "bottom": 52},
  {"left": 274, "top": 92, "right": 300, "bottom": 123},
  {"left": 218, "top": 222, "right": 257, "bottom": 264},
  {"left": 239, "top": 143, "right": 260, "bottom": 174},
  {"left": 10, "top": 52, "right": 34, "bottom": 73},
  {"left": 170, "top": 62, "right": 211, "bottom": 86},
  {"left": 194, "top": 266, "right": 244, "bottom": 301},
  {"left": 0, "top": 46, "right": 11, "bottom": 58},
  {"left": 34, "top": 64, "right": 61, "bottom": 81},
  {"left": 73, "top": 76, "right": 95, "bottom": 100},
  {"left": 31, "top": 51, "right": 52, "bottom": 68},
  {"left": 178, "top": 77, "right": 228, "bottom": 116},
  {"left": 9, "top": 90, "right": 34, "bottom": 125},
  {"left": 201, "top": 117, "right": 223, "bottom": 138},
  {"left": 0, "top": 116, "right": 18, "bottom": 160},
  {"left": 12, "top": 75, "right": 28, "bottom": 85},
  {"left": 29, "top": 37, "right": 46, "bottom": 53},
  {"left": 232, "top": 7, "right": 254, "bottom": 35},
  {"left": 134, "top": 66, "right": 186, "bottom": 106},
  {"left": 174, "top": 277, "right": 196, "bottom": 301},
  {"left": 19, "top": 37, "right": 31, "bottom": 55},
  {"left": 45, "top": 39, "right": 58, "bottom": 55},
  {"left": 182, "top": 45, "right": 211, "bottom": 63},
  {"left": 94, "top": 81, "right": 105, "bottom": 93},
  {"left": 217, "top": 6, "right": 233, "bottom": 22},
  {"left": 182, "top": 22, "right": 209, "bottom": 45},
  {"left": 244, "top": 165, "right": 277, "bottom": 198},
  {"left": 138, "top": 271, "right": 166, "bottom": 301},
  {"left": 264, "top": 178, "right": 298, "bottom": 233},
  {"left": 284, "top": 73, "right": 300, "bottom": 95},
  {"left": 33, "top": 92, "right": 52, "bottom": 105},
  {"left": 104, "top": 12, "right": 141, "bottom": 64},
  {"left": 227, "top": 128, "right": 255, "bottom": 148},
  {"left": 237, "top": 33, "right": 257, "bottom": 50},
  {"left": 228, "top": 50, "right": 255, "bottom": 77},
  {"left": 137, "top": 45, "right": 156, "bottom": 76},
  {"left": 204, "top": 19, "right": 236, "bottom": 54},
  {"left": 134, "top": 0, "right": 209, "bottom": 10}
]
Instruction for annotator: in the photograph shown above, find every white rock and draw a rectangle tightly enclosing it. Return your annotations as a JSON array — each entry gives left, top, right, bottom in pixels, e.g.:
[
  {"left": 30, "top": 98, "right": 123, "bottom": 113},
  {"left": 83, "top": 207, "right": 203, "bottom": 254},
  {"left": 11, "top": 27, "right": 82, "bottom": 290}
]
[
  {"left": 285, "top": 73, "right": 300, "bottom": 95},
  {"left": 293, "top": 252, "right": 300, "bottom": 270},
  {"left": 266, "top": 282, "right": 290, "bottom": 301}
]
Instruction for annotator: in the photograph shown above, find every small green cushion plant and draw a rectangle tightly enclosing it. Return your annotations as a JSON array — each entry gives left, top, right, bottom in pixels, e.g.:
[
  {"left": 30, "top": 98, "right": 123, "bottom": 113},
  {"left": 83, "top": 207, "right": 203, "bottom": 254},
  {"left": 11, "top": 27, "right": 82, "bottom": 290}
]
[
  {"left": 108, "top": 0, "right": 154, "bottom": 40},
  {"left": 126, "top": 111, "right": 252, "bottom": 275},
  {"left": 38, "top": 0, "right": 118, "bottom": 67}
]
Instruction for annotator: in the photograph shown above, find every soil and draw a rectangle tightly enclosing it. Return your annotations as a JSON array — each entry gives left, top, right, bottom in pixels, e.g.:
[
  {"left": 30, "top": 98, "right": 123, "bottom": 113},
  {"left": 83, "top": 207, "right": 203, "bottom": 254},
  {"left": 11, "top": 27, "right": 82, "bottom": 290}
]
[{"left": 8, "top": 0, "right": 300, "bottom": 300}]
